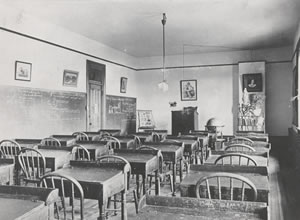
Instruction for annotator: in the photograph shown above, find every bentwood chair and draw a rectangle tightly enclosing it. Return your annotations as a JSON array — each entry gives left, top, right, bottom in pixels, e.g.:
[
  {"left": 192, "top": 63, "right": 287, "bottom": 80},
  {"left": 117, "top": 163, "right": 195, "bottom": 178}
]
[
  {"left": 100, "top": 136, "right": 121, "bottom": 151},
  {"left": 71, "top": 144, "right": 90, "bottom": 161},
  {"left": 40, "top": 173, "right": 85, "bottom": 220},
  {"left": 40, "top": 137, "right": 61, "bottom": 147},
  {"left": 18, "top": 147, "right": 46, "bottom": 186},
  {"left": 225, "top": 143, "right": 256, "bottom": 152},
  {"left": 214, "top": 152, "right": 258, "bottom": 166},
  {"left": 195, "top": 172, "right": 258, "bottom": 201},
  {"left": 0, "top": 139, "right": 21, "bottom": 158},
  {"left": 72, "top": 132, "right": 89, "bottom": 141},
  {"left": 228, "top": 137, "right": 254, "bottom": 146}
]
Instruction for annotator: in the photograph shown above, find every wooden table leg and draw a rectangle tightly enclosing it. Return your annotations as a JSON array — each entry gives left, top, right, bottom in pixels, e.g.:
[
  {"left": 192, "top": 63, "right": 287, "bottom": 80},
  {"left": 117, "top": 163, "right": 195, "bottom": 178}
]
[
  {"left": 172, "top": 162, "right": 176, "bottom": 196},
  {"left": 155, "top": 170, "right": 160, "bottom": 195},
  {"left": 121, "top": 189, "right": 127, "bottom": 220},
  {"left": 136, "top": 174, "right": 140, "bottom": 199},
  {"left": 179, "top": 159, "right": 183, "bottom": 182},
  {"left": 142, "top": 174, "right": 146, "bottom": 195},
  {"left": 98, "top": 199, "right": 106, "bottom": 220}
]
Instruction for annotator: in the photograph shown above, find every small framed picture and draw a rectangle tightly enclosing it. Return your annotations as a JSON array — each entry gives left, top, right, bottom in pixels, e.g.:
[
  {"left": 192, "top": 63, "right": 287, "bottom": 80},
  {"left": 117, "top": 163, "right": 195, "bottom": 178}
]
[
  {"left": 120, "top": 77, "right": 128, "bottom": 93},
  {"left": 242, "top": 73, "right": 263, "bottom": 92},
  {"left": 63, "top": 70, "right": 79, "bottom": 87},
  {"left": 180, "top": 80, "right": 197, "bottom": 101},
  {"left": 15, "top": 61, "right": 32, "bottom": 81}
]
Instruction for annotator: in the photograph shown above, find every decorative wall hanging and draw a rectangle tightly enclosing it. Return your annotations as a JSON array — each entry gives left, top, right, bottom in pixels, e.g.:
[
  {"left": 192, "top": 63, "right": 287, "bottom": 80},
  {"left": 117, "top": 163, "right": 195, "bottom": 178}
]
[
  {"left": 180, "top": 80, "right": 197, "bottom": 101},
  {"left": 120, "top": 77, "right": 128, "bottom": 93},
  {"left": 242, "top": 73, "right": 263, "bottom": 92},
  {"left": 15, "top": 61, "right": 31, "bottom": 81},
  {"left": 63, "top": 70, "right": 78, "bottom": 87}
]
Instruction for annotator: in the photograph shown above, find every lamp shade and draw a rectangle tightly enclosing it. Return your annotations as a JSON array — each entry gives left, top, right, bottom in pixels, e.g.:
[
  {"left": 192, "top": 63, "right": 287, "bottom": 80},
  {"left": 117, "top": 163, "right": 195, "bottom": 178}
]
[{"left": 158, "top": 80, "right": 168, "bottom": 92}]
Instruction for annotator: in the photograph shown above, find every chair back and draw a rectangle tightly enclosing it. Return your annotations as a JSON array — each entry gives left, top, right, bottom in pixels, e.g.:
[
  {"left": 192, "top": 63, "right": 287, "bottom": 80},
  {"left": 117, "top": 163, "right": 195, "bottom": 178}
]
[
  {"left": 230, "top": 137, "right": 254, "bottom": 146},
  {"left": 101, "top": 136, "right": 121, "bottom": 150},
  {"left": 214, "top": 153, "right": 257, "bottom": 166},
  {"left": 40, "top": 173, "right": 84, "bottom": 220},
  {"left": 151, "top": 132, "right": 160, "bottom": 142},
  {"left": 40, "top": 137, "right": 61, "bottom": 147},
  {"left": 18, "top": 147, "right": 46, "bottom": 185},
  {"left": 225, "top": 143, "right": 256, "bottom": 152},
  {"left": 71, "top": 144, "right": 90, "bottom": 161},
  {"left": 72, "top": 132, "right": 89, "bottom": 141},
  {"left": 195, "top": 172, "right": 257, "bottom": 201},
  {"left": 0, "top": 139, "right": 21, "bottom": 158}
]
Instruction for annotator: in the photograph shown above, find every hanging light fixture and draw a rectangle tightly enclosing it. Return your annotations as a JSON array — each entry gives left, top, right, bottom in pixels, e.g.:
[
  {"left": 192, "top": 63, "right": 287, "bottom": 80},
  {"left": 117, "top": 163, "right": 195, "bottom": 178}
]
[{"left": 158, "top": 13, "right": 168, "bottom": 92}]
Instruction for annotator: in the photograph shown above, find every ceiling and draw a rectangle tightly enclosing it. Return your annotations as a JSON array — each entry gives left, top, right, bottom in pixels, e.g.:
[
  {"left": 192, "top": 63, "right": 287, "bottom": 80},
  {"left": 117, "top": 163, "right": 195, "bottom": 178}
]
[{"left": 2, "top": 0, "right": 300, "bottom": 57}]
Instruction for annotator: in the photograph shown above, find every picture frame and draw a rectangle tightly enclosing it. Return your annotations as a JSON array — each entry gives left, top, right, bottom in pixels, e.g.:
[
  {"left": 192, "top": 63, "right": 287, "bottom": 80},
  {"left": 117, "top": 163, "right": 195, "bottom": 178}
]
[
  {"left": 242, "top": 73, "right": 263, "bottom": 92},
  {"left": 120, "top": 77, "right": 128, "bottom": 93},
  {"left": 15, "top": 61, "right": 32, "bottom": 81},
  {"left": 63, "top": 70, "right": 79, "bottom": 87},
  {"left": 180, "top": 80, "right": 197, "bottom": 101}
]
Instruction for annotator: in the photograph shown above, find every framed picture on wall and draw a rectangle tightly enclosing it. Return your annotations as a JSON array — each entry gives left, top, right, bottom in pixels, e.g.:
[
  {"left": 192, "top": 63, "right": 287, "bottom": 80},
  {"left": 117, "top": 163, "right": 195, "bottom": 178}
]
[
  {"left": 242, "top": 73, "right": 263, "bottom": 92},
  {"left": 120, "top": 77, "right": 127, "bottom": 93},
  {"left": 15, "top": 61, "right": 32, "bottom": 81},
  {"left": 180, "top": 80, "right": 197, "bottom": 101},
  {"left": 63, "top": 70, "right": 79, "bottom": 87}
]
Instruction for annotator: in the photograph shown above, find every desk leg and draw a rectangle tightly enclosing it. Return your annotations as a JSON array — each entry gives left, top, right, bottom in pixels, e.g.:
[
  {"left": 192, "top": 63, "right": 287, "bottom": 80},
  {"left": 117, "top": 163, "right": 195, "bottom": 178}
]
[
  {"left": 155, "top": 170, "right": 160, "bottom": 195},
  {"left": 121, "top": 189, "right": 127, "bottom": 220},
  {"left": 98, "top": 200, "right": 106, "bottom": 220},
  {"left": 136, "top": 174, "right": 140, "bottom": 199},
  {"left": 142, "top": 174, "right": 146, "bottom": 195},
  {"left": 179, "top": 159, "right": 183, "bottom": 182},
  {"left": 172, "top": 162, "right": 176, "bottom": 196}
]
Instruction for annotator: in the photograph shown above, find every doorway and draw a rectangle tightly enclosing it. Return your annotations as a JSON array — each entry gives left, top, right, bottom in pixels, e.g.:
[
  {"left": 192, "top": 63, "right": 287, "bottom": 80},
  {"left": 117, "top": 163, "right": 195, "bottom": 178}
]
[{"left": 86, "top": 60, "right": 105, "bottom": 131}]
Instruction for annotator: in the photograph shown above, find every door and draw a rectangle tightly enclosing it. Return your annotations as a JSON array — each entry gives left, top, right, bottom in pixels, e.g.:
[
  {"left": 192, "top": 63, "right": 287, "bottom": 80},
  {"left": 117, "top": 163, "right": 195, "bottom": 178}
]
[{"left": 88, "top": 81, "right": 102, "bottom": 131}]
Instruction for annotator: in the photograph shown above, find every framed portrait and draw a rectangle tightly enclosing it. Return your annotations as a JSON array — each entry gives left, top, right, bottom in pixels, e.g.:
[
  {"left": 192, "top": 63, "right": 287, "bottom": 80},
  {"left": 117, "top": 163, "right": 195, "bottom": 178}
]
[
  {"left": 63, "top": 70, "right": 79, "bottom": 87},
  {"left": 15, "top": 61, "right": 32, "bottom": 81},
  {"left": 242, "top": 73, "right": 263, "bottom": 92},
  {"left": 180, "top": 80, "right": 197, "bottom": 101},
  {"left": 120, "top": 77, "right": 127, "bottom": 93}
]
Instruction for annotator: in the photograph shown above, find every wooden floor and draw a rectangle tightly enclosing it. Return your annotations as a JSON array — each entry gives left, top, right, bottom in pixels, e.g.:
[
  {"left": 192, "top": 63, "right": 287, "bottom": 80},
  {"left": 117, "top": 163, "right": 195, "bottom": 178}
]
[{"left": 61, "top": 151, "right": 300, "bottom": 220}]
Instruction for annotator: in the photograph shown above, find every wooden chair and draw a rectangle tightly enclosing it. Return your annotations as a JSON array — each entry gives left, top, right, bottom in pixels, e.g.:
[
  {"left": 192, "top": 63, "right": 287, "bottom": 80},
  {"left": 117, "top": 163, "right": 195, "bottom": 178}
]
[
  {"left": 229, "top": 137, "right": 254, "bottom": 146},
  {"left": 40, "top": 173, "right": 84, "bottom": 220},
  {"left": 195, "top": 172, "right": 258, "bottom": 201},
  {"left": 225, "top": 143, "right": 256, "bottom": 152},
  {"left": 100, "top": 136, "right": 121, "bottom": 151},
  {"left": 18, "top": 147, "right": 46, "bottom": 186},
  {"left": 151, "top": 132, "right": 160, "bottom": 142},
  {"left": 40, "top": 137, "right": 61, "bottom": 147},
  {"left": 132, "top": 135, "right": 142, "bottom": 149},
  {"left": 214, "top": 153, "right": 257, "bottom": 166},
  {"left": 71, "top": 144, "right": 90, "bottom": 161},
  {"left": 0, "top": 139, "right": 21, "bottom": 158},
  {"left": 97, "top": 155, "right": 131, "bottom": 218},
  {"left": 72, "top": 132, "right": 89, "bottom": 141}
]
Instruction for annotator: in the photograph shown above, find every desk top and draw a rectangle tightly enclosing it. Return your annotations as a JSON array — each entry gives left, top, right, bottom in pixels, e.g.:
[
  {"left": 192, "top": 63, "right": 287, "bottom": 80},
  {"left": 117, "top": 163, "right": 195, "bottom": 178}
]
[
  {"left": 51, "top": 135, "right": 76, "bottom": 146},
  {"left": 142, "top": 143, "right": 183, "bottom": 152},
  {"left": 134, "top": 195, "right": 267, "bottom": 220},
  {"left": 38, "top": 148, "right": 72, "bottom": 158},
  {"left": 14, "top": 139, "right": 41, "bottom": 148}
]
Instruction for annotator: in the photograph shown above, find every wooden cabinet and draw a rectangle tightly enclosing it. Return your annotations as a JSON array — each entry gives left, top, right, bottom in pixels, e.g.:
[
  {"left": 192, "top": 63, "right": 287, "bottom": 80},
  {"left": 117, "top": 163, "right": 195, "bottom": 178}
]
[{"left": 172, "top": 110, "right": 198, "bottom": 135}]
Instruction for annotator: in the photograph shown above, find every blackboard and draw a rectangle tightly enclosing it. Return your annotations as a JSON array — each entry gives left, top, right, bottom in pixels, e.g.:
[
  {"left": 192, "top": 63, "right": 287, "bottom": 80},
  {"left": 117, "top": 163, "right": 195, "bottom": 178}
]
[
  {"left": 0, "top": 85, "right": 86, "bottom": 139},
  {"left": 106, "top": 95, "right": 136, "bottom": 133}
]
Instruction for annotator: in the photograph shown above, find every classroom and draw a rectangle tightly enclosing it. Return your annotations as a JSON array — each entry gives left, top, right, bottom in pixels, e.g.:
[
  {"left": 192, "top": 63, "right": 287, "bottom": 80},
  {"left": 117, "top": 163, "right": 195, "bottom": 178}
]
[{"left": 0, "top": 0, "right": 299, "bottom": 219}]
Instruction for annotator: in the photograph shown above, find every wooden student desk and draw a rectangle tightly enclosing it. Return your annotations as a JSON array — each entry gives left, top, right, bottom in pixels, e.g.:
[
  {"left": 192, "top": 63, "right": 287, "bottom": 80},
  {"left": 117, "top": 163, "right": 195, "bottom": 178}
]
[
  {"left": 0, "top": 158, "right": 14, "bottom": 185},
  {"left": 131, "top": 133, "right": 152, "bottom": 143},
  {"left": 51, "top": 160, "right": 129, "bottom": 220},
  {"left": 37, "top": 145, "right": 73, "bottom": 171},
  {"left": 51, "top": 135, "right": 77, "bottom": 146},
  {"left": 14, "top": 138, "right": 41, "bottom": 148},
  {"left": 0, "top": 185, "right": 58, "bottom": 220},
  {"left": 142, "top": 142, "right": 184, "bottom": 196},
  {"left": 205, "top": 151, "right": 269, "bottom": 167},
  {"left": 134, "top": 194, "right": 268, "bottom": 220},
  {"left": 180, "top": 164, "right": 269, "bottom": 203},
  {"left": 76, "top": 140, "right": 110, "bottom": 160},
  {"left": 113, "top": 136, "right": 137, "bottom": 149},
  {"left": 113, "top": 149, "right": 161, "bottom": 199}
]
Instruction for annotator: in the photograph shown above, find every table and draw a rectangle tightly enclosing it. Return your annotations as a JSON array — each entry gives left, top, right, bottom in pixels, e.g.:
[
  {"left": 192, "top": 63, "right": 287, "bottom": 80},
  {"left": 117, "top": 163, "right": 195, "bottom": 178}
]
[
  {"left": 180, "top": 164, "right": 269, "bottom": 203},
  {"left": 37, "top": 146, "right": 72, "bottom": 171},
  {"left": 14, "top": 139, "right": 41, "bottom": 149},
  {"left": 142, "top": 142, "right": 184, "bottom": 196},
  {"left": 76, "top": 140, "right": 110, "bottom": 160},
  {"left": 133, "top": 194, "right": 268, "bottom": 220},
  {"left": 51, "top": 135, "right": 76, "bottom": 146},
  {"left": 0, "top": 185, "right": 58, "bottom": 220},
  {"left": 132, "top": 133, "right": 152, "bottom": 143},
  {"left": 51, "top": 160, "right": 129, "bottom": 220},
  {"left": 205, "top": 151, "right": 269, "bottom": 167},
  {"left": 113, "top": 136, "right": 136, "bottom": 149},
  {"left": 113, "top": 149, "right": 161, "bottom": 199},
  {"left": 0, "top": 158, "right": 14, "bottom": 185}
]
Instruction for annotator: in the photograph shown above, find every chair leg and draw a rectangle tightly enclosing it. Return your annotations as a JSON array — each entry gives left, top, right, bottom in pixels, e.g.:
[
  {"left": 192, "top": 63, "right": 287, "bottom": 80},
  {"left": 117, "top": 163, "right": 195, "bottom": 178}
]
[
  {"left": 133, "top": 190, "right": 139, "bottom": 214},
  {"left": 168, "top": 174, "right": 174, "bottom": 193}
]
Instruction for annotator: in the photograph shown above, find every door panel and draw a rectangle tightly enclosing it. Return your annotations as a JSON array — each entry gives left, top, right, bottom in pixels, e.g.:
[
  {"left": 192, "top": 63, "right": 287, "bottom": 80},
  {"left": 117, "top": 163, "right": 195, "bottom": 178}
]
[{"left": 88, "top": 83, "right": 102, "bottom": 131}]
